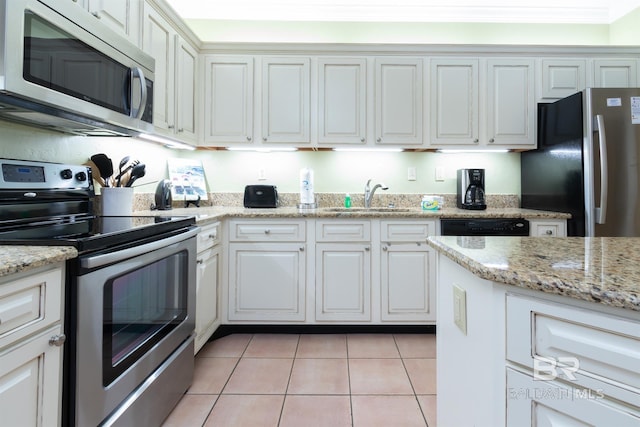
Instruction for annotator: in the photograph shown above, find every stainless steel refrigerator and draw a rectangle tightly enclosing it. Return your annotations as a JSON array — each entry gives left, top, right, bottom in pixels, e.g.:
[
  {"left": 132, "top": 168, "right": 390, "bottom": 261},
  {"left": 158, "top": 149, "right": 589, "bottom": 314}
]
[{"left": 521, "top": 88, "right": 640, "bottom": 236}]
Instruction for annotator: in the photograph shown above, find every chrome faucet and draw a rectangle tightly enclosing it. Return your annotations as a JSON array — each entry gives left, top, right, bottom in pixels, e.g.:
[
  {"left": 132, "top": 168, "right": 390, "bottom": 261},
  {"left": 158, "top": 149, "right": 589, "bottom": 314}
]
[{"left": 364, "top": 179, "right": 389, "bottom": 208}]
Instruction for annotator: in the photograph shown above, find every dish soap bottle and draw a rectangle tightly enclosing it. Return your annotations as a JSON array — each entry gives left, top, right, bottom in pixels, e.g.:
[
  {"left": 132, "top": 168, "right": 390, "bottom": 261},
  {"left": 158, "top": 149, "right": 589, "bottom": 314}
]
[{"left": 344, "top": 193, "right": 351, "bottom": 208}]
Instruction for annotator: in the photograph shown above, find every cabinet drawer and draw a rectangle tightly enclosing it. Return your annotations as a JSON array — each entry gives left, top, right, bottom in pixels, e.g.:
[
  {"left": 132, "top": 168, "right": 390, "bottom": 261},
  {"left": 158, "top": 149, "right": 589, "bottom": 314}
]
[
  {"left": 197, "top": 222, "right": 221, "bottom": 252},
  {"left": 229, "top": 220, "right": 305, "bottom": 242},
  {"left": 381, "top": 220, "right": 436, "bottom": 241},
  {"left": 529, "top": 220, "right": 566, "bottom": 237},
  {"left": 506, "top": 294, "right": 640, "bottom": 406},
  {"left": 0, "top": 267, "right": 63, "bottom": 350},
  {"left": 316, "top": 220, "right": 370, "bottom": 242}
]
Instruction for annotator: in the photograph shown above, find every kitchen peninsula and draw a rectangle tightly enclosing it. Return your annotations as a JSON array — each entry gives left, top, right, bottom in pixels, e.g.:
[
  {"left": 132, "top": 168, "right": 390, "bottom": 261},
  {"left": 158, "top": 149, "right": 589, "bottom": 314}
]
[{"left": 427, "top": 236, "right": 640, "bottom": 426}]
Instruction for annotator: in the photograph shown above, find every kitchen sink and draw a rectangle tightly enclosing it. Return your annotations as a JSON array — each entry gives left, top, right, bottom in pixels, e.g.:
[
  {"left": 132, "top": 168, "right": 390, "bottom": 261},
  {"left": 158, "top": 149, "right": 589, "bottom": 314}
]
[{"left": 324, "top": 207, "right": 412, "bottom": 213}]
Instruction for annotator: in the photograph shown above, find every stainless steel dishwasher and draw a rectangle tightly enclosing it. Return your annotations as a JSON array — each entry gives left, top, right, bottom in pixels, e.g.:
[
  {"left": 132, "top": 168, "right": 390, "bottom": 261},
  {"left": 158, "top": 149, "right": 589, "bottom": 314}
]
[{"left": 440, "top": 218, "right": 530, "bottom": 236}]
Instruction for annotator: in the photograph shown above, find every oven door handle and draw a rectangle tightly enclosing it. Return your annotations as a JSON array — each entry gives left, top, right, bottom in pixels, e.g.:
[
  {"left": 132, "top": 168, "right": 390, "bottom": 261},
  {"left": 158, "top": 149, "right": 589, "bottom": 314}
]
[{"left": 80, "top": 227, "right": 199, "bottom": 269}]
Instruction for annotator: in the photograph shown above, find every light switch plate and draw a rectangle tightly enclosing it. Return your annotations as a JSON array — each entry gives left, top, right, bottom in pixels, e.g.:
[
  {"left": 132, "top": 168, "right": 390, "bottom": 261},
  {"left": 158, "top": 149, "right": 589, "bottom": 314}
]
[
  {"left": 407, "top": 167, "right": 417, "bottom": 181},
  {"left": 453, "top": 284, "right": 467, "bottom": 335},
  {"left": 435, "top": 166, "right": 445, "bottom": 182}
]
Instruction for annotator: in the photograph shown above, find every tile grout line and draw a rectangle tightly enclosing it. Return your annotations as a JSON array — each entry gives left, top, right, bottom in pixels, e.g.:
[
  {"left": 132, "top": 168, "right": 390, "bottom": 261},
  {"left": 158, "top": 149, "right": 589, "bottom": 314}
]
[{"left": 393, "top": 334, "right": 431, "bottom": 427}]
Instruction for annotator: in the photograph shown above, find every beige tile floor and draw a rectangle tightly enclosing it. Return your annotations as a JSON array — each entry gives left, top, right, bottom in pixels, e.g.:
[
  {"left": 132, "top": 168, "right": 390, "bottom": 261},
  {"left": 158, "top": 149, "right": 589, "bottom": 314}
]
[{"left": 162, "top": 333, "right": 437, "bottom": 427}]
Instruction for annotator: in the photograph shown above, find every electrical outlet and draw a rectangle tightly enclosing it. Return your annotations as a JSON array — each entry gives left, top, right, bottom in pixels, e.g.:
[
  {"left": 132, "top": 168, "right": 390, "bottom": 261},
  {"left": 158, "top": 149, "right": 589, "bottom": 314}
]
[
  {"left": 435, "top": 166, "right": 445, "bottom": 182},
  {"left": 407, "top": 167, "right": 417, "bottom": 181},
  {"left": 258, "top": 168, "right": 266, "bottom": 180},
  {"left": 453, "top": 284, "right": 467, "bottom": 335}
]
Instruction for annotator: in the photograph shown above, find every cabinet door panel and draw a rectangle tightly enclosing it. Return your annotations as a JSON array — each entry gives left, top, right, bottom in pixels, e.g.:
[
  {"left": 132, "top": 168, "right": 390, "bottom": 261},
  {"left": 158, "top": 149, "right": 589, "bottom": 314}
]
[
  {"left": 375, "top": 58, "right": 423, "bottom": 145},
  {"left": 318, "top": 58, "right": 367, "bottom": 144},
  {"left": 540, "top": 59, "right": 586, "bottom": 99},
  {"left": 176, "top": 38, "right": 197, "bottom": 141},
  {"left": 381, "top": 244, "right": 435, "bottom": 321},
  {"left": 204, "top": 56, "right": 254, "bottom": 144},
  {"left": 594, "top": 60, "right": 638, "bottom": 88},
  {"left": 87, "top": 0, "right": 139, "bottom": 46},
  {"left": 262, "top": 57, "right": 310, "bottom": 143},
  {"left": 430, "top": 59, "right": 478, "bottom": 145},
  {"left": 487, "top": 59, "right": 535, "bottom": 147},
  {"left": 316, "top": 244, "right": 371, "bottom": 321},
  {"left": 229, "top": 243, "right": 305, "bottom": 321},
  {"left": 195, "top": 248, "right": 219, "bottom": 353}
]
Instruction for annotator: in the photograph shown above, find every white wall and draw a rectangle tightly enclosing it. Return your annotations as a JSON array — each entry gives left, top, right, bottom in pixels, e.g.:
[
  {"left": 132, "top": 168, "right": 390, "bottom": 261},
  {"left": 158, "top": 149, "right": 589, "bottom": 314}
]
[{"left": 0, "top": 121, "right": 520, "bottom": 196}]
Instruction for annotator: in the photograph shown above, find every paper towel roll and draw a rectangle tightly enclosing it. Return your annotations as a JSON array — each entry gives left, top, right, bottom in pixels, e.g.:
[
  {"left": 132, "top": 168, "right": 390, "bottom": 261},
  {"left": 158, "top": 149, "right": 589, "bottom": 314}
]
[{"left": 299, "top": 168, "right": 315, "bottom": 204}]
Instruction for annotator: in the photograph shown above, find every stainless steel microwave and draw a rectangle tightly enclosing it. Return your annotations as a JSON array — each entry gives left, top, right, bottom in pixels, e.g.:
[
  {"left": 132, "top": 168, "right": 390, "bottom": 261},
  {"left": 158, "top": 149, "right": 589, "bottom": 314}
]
[{"left": 0, "top": 0, "right": 154, "bottom": 136}]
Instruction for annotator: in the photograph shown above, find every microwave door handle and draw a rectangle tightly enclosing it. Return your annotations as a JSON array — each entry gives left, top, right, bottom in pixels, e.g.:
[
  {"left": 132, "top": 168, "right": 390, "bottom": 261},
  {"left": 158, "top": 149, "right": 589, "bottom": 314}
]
[
  {"left": 595, "top": 114, "right": 608, "bottom": 224},
  {"left": 130, "top": 67, "right": 148, "bottom": 120}
]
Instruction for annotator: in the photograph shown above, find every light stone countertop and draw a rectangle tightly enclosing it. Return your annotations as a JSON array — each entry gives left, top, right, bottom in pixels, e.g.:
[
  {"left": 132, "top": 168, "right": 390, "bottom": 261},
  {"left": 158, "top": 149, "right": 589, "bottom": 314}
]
[
  {"left": 138, "top": 206, "right": 571, "bottom": 227},
  {"left": 0, "top": 245, "right": 78, "bottom": 277},
  {"left": 0, "top": 206, "right": 569, "bottom": 279},
  {"left": 427, "top": 236, "right": 640, "bottom": 312}
]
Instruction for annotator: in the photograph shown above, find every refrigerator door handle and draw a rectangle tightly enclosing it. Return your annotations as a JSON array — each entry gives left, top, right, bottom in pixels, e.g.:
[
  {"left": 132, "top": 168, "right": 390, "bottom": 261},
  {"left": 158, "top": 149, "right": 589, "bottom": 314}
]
[{"left": 595, "top": 114, "right": 608, "bottom": 224}]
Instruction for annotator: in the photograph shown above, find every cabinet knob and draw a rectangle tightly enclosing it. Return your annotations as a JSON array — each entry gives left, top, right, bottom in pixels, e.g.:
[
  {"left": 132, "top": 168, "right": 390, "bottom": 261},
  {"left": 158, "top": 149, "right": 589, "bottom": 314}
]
[
  {"left": 92, "top": 11, "right": 101, "bottom": 19},
  {"left": 376, "top": 137, "right": 382, "bottom": 143},
  {"left": 178, "top": 128, "right": 184, "bottom": 133},
  {"left": 196, "top": 258, "right": 204, "bottom": 264},
  {"left": 209, "top": 232, "right": 217, "bottom": 239},
  {"left": 247, "top": 136, "right": 252, "bottom": 141},
  {"left": 168, "top": 124, "right": 175, "bottom": 129},
  {"left": 49, "top": 334, "right": 66, "bottom": 347},
  {"left": 263, "top": 137, "right": 267, "bottom": 142},
  {"left": 365, "top": 246, "right": 370, "bottom": 251},
  {"left": 299, "top": 246, "right": 305, "bottom": 251},
  {"left": 382, "top": 246, "right": 388, "bottom": 251},
  {"left": 416, "top": 242, "right": 421, "bottom": 246},
  {"left": 360, "top": 137, "right": 365, "bottom": 142},
  {"left": 264, "top": 229, "right": 271, "bottom": 234},
  {"left": 489, "top": 138, "right": 495, "bottom": 143},
  {"left": 473, "top": 139, "right": 479, "bottom": 143},
  {"left": 545, "top": 230, "right": 553, "bottom": 235}
]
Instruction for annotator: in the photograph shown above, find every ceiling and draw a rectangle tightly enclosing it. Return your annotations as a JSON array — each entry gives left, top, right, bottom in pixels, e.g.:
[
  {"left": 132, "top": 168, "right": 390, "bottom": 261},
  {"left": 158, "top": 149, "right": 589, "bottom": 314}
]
[{"left": 165, "top": 0, "right": 640, "bottom": 24}]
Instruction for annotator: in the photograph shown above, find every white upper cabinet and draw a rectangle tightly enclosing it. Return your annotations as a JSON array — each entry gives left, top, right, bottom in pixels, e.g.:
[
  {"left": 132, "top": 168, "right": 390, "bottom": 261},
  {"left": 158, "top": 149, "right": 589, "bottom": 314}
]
[
  {"left": 203, "top": 56, "right": 254, "bottom": 144},
  {"left": 75, "top": 0, "right": 141, "bottom": 47},
  {"left": 430, "top": 58, "right": 479, "bottom": 146},
  {"left": 430, "top": 58, "right": 535, "bottom": 149},
  {"left": 317, "top": 58, "right": 367, "bottom": 145},
  {"left": 261, "top": 57, "right": 311, "bottom": 144},
  {"left": 375, "top": 58, "right": 424, "bottom": 146},
  {"left": 539, "top": 59, "right": 587, "bottom": 99},
  {"left": 142, "top": 3, "right": 198, "bottom": 143},
  {"left": 486, "top": 59, "right": 535, "bottom": 148},
  {"left": 593, "top": 59, "right": 639, "bottom": 87}
]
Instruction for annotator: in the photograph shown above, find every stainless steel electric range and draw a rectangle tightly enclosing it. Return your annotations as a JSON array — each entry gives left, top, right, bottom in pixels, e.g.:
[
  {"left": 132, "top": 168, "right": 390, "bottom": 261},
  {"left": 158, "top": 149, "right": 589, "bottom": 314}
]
[{"left": 0, "top": 158, "right": 198, "bottom": 426}]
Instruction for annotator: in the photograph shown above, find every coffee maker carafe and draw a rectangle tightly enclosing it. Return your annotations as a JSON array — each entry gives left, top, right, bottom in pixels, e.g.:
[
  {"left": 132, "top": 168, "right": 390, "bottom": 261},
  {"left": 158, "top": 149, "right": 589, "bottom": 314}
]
[{"left": 457, "top": 169, "right": 487, "bottom": 210}]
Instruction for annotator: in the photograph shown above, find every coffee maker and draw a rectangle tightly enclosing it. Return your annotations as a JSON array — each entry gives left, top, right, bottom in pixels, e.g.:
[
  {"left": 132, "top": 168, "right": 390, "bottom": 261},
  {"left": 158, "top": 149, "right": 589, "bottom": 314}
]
[{"left": 457, "top": 169, "right": 487, "bottom": 210}]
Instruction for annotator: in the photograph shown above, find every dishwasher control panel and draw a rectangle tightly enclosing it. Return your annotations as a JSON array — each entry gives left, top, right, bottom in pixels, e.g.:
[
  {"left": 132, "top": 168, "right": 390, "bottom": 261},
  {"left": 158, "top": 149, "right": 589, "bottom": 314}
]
[{"left": 440, "top": 218, "right": 530, "bottom": 236}]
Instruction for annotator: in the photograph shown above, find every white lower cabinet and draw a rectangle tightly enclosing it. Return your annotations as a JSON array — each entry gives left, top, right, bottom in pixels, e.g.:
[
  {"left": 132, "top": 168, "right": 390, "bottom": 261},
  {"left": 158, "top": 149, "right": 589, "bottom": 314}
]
[
  {"left": 529, "top": 219, "right": 567, "bottom": 237},
  {"left": 228, "top": 243, "right": 306, "bottom": 321},
  {"left": 195, "top": 222, "right": 221, "bottom": 353},
  {"left": 0, "top": 265, "right": 65, "bottom": 427},
  {"left": 380, "top": 220, "right": 437, "bottom": 322},
  {"left": 315, "top": 243, "right": 371, "bottom": 321}
]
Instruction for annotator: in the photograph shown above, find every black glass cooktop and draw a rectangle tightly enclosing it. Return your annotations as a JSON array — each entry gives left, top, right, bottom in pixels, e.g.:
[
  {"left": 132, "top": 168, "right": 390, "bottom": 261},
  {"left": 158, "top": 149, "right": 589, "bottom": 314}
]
[{"left": 0, "top": 215, "right": 196, "bottom": 254}]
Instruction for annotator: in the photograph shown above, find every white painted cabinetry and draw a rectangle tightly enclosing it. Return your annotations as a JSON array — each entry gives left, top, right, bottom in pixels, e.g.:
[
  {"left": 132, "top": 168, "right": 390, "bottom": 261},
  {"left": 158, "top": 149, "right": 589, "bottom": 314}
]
[
  {"left": 0, "top": 265, "right": 66, "bottom": 427},
  {"left": 142, "top": 3, "right": 198, "bottom": 143},
  {"left": 380, "top": 220, "right": 437, "bottom": 322},
  {"left": 375, "top": 58, "right": 424, "bottom": 146},
  {"left": 593, "top": 59, "right": 639, "bottom": 87},
  {"left": 315, "top": 220, "right": 371, "bottom": 321},
  {"left": 203, "top": 56, "right": 254, "bottom": 144},
  {"left": 317, "top": 58, "right": 367, "bottom": 145},
  {"left": 195, "top": 222, "right": 221, "bottom": 353},
  {"left": 529, "top": 219, "right": 567, "bottom": 237},
  {"left": 539, "top": 59, "right": 587, "bottom": 99},
  {"left": 430, "top": 58, "right": 535, "bottom": 149},
  {"left": 506, "top": 294, "right": 640, "bottom": 426},
  {"left": 86, "top": 0, "right": 141, "bottom": 46},
  {"left": 227, "top": 220, "right": 306, "bottom": 322},
  {"left": 261, "top": 57, "right": 311, "bottom": 144}
]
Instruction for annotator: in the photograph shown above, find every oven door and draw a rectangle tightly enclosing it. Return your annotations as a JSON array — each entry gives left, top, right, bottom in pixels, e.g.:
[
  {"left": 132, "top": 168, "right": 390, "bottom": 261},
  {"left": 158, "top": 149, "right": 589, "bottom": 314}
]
[{"left": 70, "top": 228, "right": 197, "bottom": 427}]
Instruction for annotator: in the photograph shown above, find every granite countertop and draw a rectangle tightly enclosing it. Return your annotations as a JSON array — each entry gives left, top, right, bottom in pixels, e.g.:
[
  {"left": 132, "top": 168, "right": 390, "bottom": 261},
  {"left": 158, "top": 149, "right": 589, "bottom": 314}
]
[
  {"left": 140, "top": 206, "right": 570, "bottom": 226},
  {"left": 427, "top": 236, "right": 640, "bottom": 312},
  {"left": 0, "top": 246, "right": 78, "bottom": 277}
]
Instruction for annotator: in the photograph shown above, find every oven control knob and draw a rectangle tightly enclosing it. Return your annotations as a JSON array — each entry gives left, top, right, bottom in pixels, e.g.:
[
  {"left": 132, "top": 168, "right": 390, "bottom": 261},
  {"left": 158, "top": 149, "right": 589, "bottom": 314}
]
[
  {"left": 75, "top": 171, "right": 87, "bottom": 182},
  {"left": 60, "top": 169, "right": 73, "bottom": 180}
]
